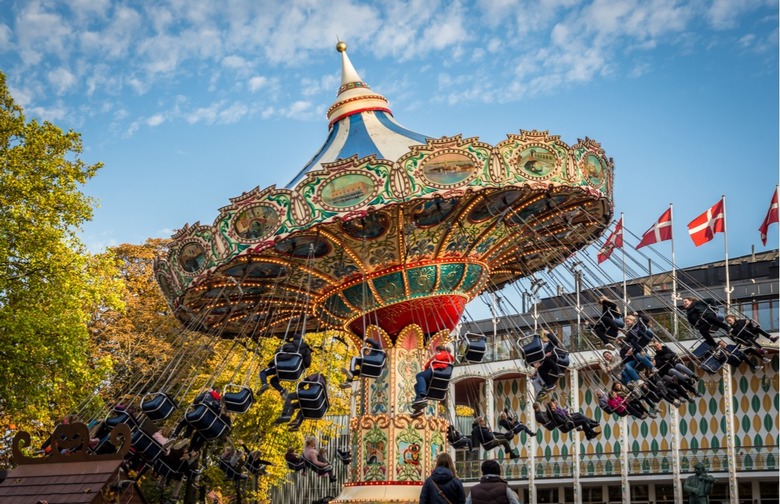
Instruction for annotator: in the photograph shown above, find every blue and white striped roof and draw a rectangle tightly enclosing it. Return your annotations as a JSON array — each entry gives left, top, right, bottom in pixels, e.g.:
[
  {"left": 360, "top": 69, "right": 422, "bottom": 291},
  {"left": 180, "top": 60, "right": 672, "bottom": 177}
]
[{"left": 286, "top": 43, "right": 431, "bottom": 189}]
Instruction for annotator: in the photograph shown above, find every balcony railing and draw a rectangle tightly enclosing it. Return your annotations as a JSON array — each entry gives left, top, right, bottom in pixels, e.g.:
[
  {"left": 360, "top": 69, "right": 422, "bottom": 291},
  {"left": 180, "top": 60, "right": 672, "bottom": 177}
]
[{"left": 453, "top": 446, "right": 779, "bottom": 482}]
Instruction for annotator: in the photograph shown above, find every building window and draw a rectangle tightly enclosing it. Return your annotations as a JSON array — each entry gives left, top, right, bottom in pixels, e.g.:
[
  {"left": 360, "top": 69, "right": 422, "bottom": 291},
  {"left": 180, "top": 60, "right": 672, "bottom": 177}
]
[
  {"left": 654, "top": 484, "right": 675, "bottom": 504},
  {"left": 581, "top": 486, "right": 603, "bottom": 503},
  {"left": 760, "top": 480, "right": 780, "bottom": 503},
  {"left": 757, "top": 299, "right": 778, "bottom": 331}
]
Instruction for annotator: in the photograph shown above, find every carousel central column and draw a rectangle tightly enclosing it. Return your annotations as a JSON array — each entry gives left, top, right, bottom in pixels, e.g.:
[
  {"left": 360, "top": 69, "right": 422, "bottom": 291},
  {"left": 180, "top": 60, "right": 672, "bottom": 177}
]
[{"left": 333, "top": 325, "right": 449, "bottom": 504}]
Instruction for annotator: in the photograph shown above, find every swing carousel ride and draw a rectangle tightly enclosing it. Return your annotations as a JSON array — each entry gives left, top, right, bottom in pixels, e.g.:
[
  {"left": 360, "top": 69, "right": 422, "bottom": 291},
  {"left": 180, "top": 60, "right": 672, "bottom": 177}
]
[{"left": 152, "top": 42, "right": 614, "bottom": 503}]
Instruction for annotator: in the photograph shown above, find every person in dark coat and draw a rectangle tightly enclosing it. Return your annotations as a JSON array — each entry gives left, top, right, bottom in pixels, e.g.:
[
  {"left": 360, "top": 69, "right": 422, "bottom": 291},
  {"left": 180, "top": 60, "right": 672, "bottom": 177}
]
[
  {"left": 498, "top": 410, "right": 536, "bottom": 437},
  {"left": 470, "top": 416, "right": 519, "bottom": 459},
  {"left": 273, "top": 373, "right": 327, "bottom": 430},
  {"left": 590, "top": 296, "right": 624, "bottom": 346},
  {"left": 682, "top": 297, "right": 730, "bottom": 346},
  {"left": 419, "top": 452, "right": 465, "bottom": 504},
  {"left": 258, "top": 336, "right": 313, "bottom": 397},
  {"left": 725, "top": 314, "right": 777, "bottom": 361},
  {"left": 465, "top": 459, "right": 520, "bottom": 504}
]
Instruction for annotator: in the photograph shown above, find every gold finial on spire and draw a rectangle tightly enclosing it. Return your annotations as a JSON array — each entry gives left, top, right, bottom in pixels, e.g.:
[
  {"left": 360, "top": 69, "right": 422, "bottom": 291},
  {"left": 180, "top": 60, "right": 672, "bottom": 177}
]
[{"left": 336, "top": 41, "right": 347, "bottom": 53}]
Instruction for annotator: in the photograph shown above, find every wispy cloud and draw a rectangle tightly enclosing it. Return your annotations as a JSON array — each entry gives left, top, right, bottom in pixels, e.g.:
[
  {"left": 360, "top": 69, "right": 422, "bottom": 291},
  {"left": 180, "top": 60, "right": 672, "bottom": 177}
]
[{"left": 1, "top": 0, "right": 776, "bottom": 129}]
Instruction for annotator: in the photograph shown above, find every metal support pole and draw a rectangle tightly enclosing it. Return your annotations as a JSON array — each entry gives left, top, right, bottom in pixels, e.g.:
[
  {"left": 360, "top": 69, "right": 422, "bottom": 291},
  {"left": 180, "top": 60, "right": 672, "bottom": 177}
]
[
  {"left": 485, "top": 377, "right": 495, "bottom": 460},
  {"left": 570, "top": 367, "right": 582, "bottom": 504},
  {"left": 671, "top": 404, "right": 683, "bottom": 503},
  {"left": 722, "top": 366, "right": 739, "bottom": 504},
  {"left": 526, "top": 374, "right": 536, "bottom": 504},
  {"left": 620, "top": 415, "right": 630, "bottom": 504}
]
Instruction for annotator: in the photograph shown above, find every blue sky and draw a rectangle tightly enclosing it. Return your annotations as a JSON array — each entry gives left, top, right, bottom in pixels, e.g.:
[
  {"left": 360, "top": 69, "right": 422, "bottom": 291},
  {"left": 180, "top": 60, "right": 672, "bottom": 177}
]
[{"left": 1, "top": 0, "right": 777, "bottom": 277}]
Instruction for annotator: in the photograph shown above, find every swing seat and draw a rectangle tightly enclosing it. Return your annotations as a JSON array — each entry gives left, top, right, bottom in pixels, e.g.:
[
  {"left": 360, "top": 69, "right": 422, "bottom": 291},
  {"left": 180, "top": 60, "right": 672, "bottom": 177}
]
[
  {"left": 462, "top": 333, "right": 487, "bottom": 363},
  {"left": 153, "top": 457, "right": 185, "bottom": 481},
  {"left": 286, "top": 456, "right": 306, "bottom": 472},
  {"left": 552, "top": 347, "right": 570, "bottom": 368},
  {"left": 304, "top": 457, "right": 333, "bottom": 476},
  {"left": 336, "top": 449, "right": 351, "bottom": 465},
  {"left": 426, "top": 363, "right": 454, "bottom": 401},
  {"left": 520, "top": 334, "right": 545, "bottom": 365},
  {"left": 548, "top": 407, "right": 577, "bottom": 433},
  {"left": 360, "top": 348, "right": 386, "bottom": 378},
  {"left": 701, "top": 350, "right": 728, "bottom": 374},
  {"left": 223, "top": 385, "right": 255, "bottom": 414},
  {"left": 218, "top": 459, "right": 248, "bottom": 481},
  {"left": 105, "top": 409, "right": 139, "bottom": 431},
  {"left": 130, "top": 429, "right": 163, "bottom": 462},
  {"left": 275, "top": 352, "right": 304, "bottom": 381},
  {"left": 297, "top": 380, "right": 329, "bottom": 419},
  {"left": 246, "top": 455, "right": 272, "bottom": 475},
  {"left": 692, "top": 341, "right": 714, "bottom": 360},
  {"left": 184, "top": 403, "right": 231, "bottom": 440},
  {"left": 450, "top": 437, "right": 472, "bottom": 450},
  {"left": 141, "top": 392, "right": 177, "bottom": 421}
]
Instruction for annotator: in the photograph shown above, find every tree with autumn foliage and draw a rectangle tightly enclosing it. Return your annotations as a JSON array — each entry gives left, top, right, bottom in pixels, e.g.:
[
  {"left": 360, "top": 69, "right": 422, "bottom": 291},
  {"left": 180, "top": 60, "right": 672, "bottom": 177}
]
[
  {"left": 0, "top": 70, "right": 120, "bottom": 436},
  {"left": 87, "top": 238, "right": 355, "bottom": 502}
]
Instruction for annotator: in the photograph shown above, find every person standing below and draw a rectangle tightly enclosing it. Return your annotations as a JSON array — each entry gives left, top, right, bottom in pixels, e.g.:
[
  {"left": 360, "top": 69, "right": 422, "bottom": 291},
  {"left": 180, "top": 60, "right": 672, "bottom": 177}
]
[
  {"left": 419, "top": 452, "right": 465, "bottom": 504},
  {"left": 683, "top": 462, "right": 715, "bottom": 503},
  {"left": 414, "top": 345, "right": 455, "bottom": 403},
  {"left": 465, "top": 459, "right": 520, "bottom": 504}
]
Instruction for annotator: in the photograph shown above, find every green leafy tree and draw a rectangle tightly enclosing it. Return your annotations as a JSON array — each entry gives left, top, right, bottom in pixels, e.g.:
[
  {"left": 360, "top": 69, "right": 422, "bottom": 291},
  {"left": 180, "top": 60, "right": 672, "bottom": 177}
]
[{"left": 0, "top": 71, "right": 119, "bottom": 436}]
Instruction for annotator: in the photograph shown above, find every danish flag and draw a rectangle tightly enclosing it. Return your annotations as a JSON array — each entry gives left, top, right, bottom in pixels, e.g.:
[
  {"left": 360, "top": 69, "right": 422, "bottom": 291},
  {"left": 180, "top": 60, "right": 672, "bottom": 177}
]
[
  {"left": 597, "top": 217, "right": 623, "bottom": 264},
  {"left": 759, "top": 187, "right": 778, "bottom": 246},
  {"left": 636, "top": 208, "right": 673, "bottom": 250},
  {"left": 687, "top": 199, "right": 725, "bottom": 247}
]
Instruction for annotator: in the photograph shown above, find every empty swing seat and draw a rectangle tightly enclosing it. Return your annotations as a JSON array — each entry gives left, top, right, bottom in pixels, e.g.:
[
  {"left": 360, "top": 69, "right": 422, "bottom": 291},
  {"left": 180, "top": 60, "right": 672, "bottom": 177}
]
[
  {"left": 297, "top": 381, "right": 329, "bottom": 419},
  {"left": 223, "top": 386, "right": 255, "bottom": 414},
  {"left": 701, "top": 349, "right": 728, "bottom": 374},
  {"left": 184, "top": 403, "right": 230, "bottom": 440},
  {"left": 218, "top": 459, "right": 248, "bottom": 481},
  {"left": 130, "top": 429, "right": 163, "bottom": 462},
  {"left": 462, "top": 333, "right": 487, "bottom": 363},
  {"left": 360, "top": 348, "right": 386, "bottom": 378},
  {"left": 426, "top": 364, "right": 454, "bottom": 401},
  {"left": 692, "top": 341, "right": 714, "bottom": 360},
  {"left": 275, "top": 352, "right": 304, "bottom": 381},
  {"left": 153, "top": 458, "right": 185, "bottom": 481},
  {"left": 141, "top": 392, "right": 177, "bottom": 421},
  {"left": 336, "top": 449, "right": 351, "bottom": 465},
  {"left": 520, "top": 334, "right": 545, "bottom": 365}
]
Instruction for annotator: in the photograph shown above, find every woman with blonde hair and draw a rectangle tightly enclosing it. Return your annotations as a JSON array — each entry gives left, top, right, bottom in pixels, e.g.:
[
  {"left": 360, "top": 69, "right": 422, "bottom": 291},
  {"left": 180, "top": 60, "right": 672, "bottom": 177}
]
[{"left": 419, "top": 451, "right": 465, "bottom": 503}]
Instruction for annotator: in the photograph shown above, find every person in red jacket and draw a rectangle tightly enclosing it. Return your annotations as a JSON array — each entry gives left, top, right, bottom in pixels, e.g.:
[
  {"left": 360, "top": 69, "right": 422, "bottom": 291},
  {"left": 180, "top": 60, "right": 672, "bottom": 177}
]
[{"left": 413, "top": 345, "right": 454, "bottom": 402}]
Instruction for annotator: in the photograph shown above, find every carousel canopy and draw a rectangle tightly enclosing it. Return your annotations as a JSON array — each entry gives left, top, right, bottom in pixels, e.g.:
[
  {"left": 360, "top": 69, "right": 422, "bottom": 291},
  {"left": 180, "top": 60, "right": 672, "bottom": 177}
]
[{"left": 154, "top": 43, "right": 614, "bottom": 342}]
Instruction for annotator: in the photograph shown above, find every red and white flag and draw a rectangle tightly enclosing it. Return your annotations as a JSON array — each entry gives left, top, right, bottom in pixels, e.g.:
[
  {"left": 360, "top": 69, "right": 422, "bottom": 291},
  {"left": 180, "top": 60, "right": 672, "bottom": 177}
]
[
  {"left": 688, "top": 199, "right": 725, "bottom": 247},
  {"left": 759, "top": 187, "right": 778, "bottom": 246},
  {"left": 598, "top": 217, "right": 623, "bottom": 264},
  {"left": 636, "top": 208, "right": 673, "bottom": 250}
]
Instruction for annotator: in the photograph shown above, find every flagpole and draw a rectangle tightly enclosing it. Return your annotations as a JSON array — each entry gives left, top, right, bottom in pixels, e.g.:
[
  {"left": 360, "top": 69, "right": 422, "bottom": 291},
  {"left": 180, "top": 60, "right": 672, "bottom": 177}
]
[
  {"left": 722, "top": 195, "right": 732, "bottom": 308},
  {"left": 721, "top": 194, "right": 739, "bottom": 504},
  {"left": 670, "top": 204, "right": 678, "bottom": 337},
  {"left": 621, "top": 213, "right": 627, "bottom": 317},
  {"left": 668, "top": 202, "right": 683, "bottom": 504}
]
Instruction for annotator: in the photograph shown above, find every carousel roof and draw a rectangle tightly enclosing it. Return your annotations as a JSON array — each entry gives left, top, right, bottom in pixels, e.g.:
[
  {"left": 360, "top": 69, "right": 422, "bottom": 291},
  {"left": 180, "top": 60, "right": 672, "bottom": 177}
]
[
  {"left": 286, "top": 42, "right": 430, "bottom": 188},
  {"left": 155, "top": 42, "right": 615, "bottom": 341}
]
